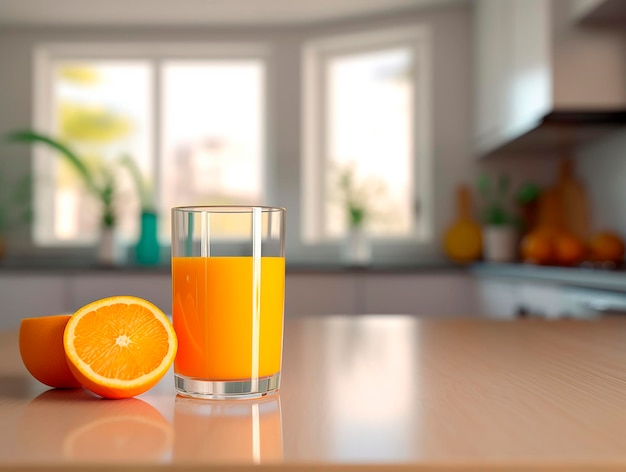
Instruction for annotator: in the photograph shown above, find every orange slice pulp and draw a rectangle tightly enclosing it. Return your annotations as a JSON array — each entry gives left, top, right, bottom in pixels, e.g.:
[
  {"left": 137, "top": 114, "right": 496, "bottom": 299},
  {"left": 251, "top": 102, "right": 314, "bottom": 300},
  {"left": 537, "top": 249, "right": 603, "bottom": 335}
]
[{"left": 63, "top": 296, "right": 177, "bottom": 399}]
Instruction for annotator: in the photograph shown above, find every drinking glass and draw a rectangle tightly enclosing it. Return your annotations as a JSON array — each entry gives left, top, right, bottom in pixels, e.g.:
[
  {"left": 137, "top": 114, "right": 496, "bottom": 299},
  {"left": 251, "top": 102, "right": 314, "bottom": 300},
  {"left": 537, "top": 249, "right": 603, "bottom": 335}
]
[{"left": 171, "top": 206, "right": 286, "bottom": 399}]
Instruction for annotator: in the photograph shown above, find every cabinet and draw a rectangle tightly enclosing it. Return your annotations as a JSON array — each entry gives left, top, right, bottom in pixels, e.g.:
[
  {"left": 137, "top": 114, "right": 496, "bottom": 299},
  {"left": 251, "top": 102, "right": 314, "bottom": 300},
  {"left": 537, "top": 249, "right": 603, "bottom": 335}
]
[
  {"left": 286, "top": 272, "right": 481, "bottom": 317},
  {"left": 285, "top": 274, "right": 358, "bottom": 316},
  {"left": 69, "top": 273, "right": 172, "bottom": 314},
  {"left": 476, "top": 275, "right": 567, "bottom": 319},
  {"left": 361, "top": 273, "right": 478, "bottom": 316},
  {"left": 517, "top": 282, "right": 566, "bottom": 318},
  {"left": 0, "top": 272, "right": 172, "bottom": 330},
  {"left": 474, "top": 0, "right": 551, "bottom": 156},
  {"left": 0, "top": 275, "right": 67, "bottom": 328},
  {"left": 0, "top": 270, "right": 479, "bottom": 330},
  {"left": 476, "top": 278, "right": 520, "bottom": 319},
  {"left": 473, "top": 0, "right": 626, "bottom": 157}
]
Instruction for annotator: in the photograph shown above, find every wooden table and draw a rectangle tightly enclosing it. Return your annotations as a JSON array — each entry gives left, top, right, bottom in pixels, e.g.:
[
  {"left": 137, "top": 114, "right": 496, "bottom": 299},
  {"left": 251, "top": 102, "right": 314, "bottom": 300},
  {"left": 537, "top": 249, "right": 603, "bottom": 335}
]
[{"left": 3, "top": 315, "right": 626, "bottom": 471}]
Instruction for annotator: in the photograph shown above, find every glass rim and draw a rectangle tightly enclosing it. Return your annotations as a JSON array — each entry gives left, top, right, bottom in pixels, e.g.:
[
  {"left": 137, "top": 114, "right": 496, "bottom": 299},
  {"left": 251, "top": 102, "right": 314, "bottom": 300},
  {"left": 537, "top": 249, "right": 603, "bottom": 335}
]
[{"left": 172, "top": 205, "right": 286, "bottom": 214}]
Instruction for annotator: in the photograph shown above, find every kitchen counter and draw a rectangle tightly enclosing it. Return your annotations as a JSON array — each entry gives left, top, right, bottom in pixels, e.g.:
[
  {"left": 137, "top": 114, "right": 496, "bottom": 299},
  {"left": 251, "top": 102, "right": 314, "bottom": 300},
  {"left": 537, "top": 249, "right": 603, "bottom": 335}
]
[
  {"left": 3, "top": 315, "right": 626, "bottom": 470},
  {"left": 0, "top": 257, "right": 461, "bottom": 275}
]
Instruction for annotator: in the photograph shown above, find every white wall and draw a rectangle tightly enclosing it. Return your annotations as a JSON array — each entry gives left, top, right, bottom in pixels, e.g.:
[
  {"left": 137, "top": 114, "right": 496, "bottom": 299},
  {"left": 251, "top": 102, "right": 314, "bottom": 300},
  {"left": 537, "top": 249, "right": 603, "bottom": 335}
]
[{"left": 576, "top": 129, "right": 626, "bottom": 237}]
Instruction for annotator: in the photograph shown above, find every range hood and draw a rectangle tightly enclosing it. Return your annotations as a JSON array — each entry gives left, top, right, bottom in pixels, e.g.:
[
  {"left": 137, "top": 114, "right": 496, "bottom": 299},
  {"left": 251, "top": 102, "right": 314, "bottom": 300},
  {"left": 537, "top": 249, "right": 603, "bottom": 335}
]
[{"left": 481, "top": 110, "right": 626, "bottom": 158}]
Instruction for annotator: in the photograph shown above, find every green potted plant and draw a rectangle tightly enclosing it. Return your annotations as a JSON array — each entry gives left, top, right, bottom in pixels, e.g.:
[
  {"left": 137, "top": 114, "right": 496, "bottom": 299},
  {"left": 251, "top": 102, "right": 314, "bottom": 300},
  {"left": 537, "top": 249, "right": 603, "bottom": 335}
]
[
  {"left": 334, "top": 164, "right": 385, "bottom": 266},
  {"left": 477, "top": 173, "right": 519, "bottom": 263},
  {"left": 121, "top": 156, "right": 160, "bottom": 265},
  {"left": 7, "top": 130, "right": 120, "bottom": 264}
]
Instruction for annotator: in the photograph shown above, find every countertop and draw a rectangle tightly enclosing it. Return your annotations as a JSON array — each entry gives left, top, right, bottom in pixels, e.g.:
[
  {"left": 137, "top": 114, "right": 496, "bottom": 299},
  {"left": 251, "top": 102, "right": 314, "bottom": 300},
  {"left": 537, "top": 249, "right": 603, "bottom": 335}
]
[
  {"left": 3, "top": 315, "right": 626, "bottom": 470},
  {"left": 0, "top": 257, "right": 462, "bottom": 275}
]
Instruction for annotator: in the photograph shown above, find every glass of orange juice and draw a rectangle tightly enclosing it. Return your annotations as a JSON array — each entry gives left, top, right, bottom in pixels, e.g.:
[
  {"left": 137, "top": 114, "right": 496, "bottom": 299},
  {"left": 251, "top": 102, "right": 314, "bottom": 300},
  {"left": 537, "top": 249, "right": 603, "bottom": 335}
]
[{"left": 171, "top": 206, "right": 286, "bottom": 399}]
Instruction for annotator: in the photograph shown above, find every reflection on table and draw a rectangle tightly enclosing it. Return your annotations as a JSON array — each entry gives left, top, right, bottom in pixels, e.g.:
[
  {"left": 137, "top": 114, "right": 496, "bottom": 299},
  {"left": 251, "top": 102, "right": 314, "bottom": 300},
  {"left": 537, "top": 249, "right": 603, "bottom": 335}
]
[
  {"left": 174, "top": 394, "right": 282, "bottom": 463},
  {"left": 13, "top": 386, "right": 282, "bottom": 465},
  {"left": 17, "top": 389, "right": 173, "bottom": 463}
]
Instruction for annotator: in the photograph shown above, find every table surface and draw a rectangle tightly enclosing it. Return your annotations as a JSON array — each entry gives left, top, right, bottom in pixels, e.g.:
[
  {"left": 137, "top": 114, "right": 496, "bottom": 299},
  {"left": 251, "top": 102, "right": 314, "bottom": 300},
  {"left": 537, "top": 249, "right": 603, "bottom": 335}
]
[{"left": 3, "top": 315, "right": 626, "bottom": 471}]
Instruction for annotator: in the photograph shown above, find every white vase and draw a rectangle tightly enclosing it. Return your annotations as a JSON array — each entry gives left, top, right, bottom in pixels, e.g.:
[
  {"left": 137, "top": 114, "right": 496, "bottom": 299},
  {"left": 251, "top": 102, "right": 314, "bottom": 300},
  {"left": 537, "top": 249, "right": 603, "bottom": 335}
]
[
  {"left": 97, "top": 227, "right": 118, "bottom": 266},
  {"left": 483, "top": 225, "right": 518, "bottom": 263},
  {"left": 341, "top": 226, "right": 371, "bottom": 266}
]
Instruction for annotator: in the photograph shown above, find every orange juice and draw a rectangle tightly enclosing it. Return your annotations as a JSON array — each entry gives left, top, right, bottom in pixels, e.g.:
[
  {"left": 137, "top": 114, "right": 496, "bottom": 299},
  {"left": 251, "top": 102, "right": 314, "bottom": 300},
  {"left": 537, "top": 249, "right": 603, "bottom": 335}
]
[{"left": 172, "top": 256, "right": 285, "bottom": 380}]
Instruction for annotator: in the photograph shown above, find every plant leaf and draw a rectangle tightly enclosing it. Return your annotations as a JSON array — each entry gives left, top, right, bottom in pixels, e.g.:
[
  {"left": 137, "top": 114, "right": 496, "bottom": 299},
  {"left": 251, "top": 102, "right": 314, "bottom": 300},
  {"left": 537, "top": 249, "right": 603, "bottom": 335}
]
[
  {"left": 497, "top": 174, "right": 511, "bottom": 199},
  {"left": 99, "top": 170, "right": 116, "bottom": 227},
  {"left": 477, "top": 173, "right": 490, "bottom": 199},
  {"left": 120, "top": 154, "right": 154, "bottom": 211},
  {"left": 6, "top": 130, "right": 100, "bottom": 196}
]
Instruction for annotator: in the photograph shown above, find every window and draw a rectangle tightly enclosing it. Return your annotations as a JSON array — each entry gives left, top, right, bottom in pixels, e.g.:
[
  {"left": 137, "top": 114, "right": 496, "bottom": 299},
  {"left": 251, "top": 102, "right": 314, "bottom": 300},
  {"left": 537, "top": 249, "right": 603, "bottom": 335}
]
[
  {"left": 161, "top": 61, "right": 265, "bottom": 239},
  {"left": 34, "top": 44, "right": 268, "bottom": 246},
  {"left": 302, "top": 26, "right": 432, "bottom": 244}
]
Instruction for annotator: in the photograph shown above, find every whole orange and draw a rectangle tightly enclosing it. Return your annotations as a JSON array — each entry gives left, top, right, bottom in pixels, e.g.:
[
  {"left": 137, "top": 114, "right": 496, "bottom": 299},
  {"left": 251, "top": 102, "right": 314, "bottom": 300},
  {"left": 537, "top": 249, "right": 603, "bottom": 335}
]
[
  {"left": 554, "top": 233, "right": 587, "bottom": 266},
  {"left": 520, "top": 229, "right": 554, "bottom": 265},
  {"left": 589, "top": 231, "right": 625, "bottom": 263},
  {"left": 19, "top": 315, "right": 82, "bottom": 389}
]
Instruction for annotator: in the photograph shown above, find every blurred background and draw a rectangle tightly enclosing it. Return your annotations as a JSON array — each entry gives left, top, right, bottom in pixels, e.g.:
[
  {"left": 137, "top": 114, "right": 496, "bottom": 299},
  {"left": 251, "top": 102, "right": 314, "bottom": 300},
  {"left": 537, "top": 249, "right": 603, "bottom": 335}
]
[{"left": 1, "top": 0, "right": 626, "bottom": 325}]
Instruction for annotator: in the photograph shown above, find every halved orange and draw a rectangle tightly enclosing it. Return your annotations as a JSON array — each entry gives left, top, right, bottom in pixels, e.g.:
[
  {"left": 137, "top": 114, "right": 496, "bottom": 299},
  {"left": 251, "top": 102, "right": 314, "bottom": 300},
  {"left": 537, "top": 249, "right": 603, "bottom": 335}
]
[
  {"left": 63, "top": 296, "right": 177, "bottom": 399},
  {"left": 19, "top": 314, "right": 82, "bottom": 389}
]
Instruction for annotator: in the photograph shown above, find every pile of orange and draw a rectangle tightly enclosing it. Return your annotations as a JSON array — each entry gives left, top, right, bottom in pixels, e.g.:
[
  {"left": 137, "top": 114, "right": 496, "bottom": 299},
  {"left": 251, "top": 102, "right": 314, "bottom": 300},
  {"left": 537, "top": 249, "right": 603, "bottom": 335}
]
[
  {"left": 19, "top": 296, "right": 177, "bottom": 399},
  {"left": 520, "top": 228, "right": 557, "bottom": 265},
  {"left": 521, "top": 228, "right": 625, "bottom": 266},
  {"left": 588, "top": 231, "right": 625, "bottom": 264}
]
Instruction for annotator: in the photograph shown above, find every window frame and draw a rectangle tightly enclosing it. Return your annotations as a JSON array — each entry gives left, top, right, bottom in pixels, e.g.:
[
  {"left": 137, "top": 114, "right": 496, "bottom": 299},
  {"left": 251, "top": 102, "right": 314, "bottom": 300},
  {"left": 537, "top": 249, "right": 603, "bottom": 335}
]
[
  {"left": 301, "top": 25, "right": 433, "bottom": 249},
  {"left": 33, "top": 42, "right": 274, "bottom": 248}
]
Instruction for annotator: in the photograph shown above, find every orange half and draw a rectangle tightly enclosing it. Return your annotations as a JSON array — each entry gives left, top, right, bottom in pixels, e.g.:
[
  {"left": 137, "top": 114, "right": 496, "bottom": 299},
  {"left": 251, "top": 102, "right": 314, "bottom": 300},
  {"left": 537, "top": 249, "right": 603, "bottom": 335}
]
[
  {"left": 63, "top": 296, "right": 177, "bottom": 399},
  {"left": 19, "top": 314, "right": 82, "bottom": 389}
]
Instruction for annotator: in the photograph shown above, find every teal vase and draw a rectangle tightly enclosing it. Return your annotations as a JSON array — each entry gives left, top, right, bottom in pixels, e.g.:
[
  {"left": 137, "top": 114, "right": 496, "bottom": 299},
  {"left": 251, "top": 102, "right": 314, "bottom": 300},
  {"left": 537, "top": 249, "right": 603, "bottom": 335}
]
[{"left": 135, "top": 211, "right": 160, "bottom": 265}]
